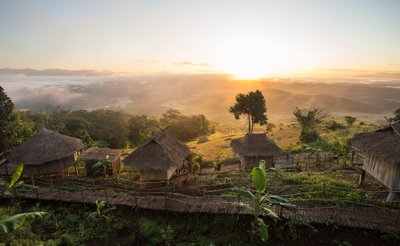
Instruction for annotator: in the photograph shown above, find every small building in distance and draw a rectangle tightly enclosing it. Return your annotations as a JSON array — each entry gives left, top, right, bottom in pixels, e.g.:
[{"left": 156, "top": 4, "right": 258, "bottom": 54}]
[
  {"left": 231, "top": 133, "right": 283, "bottom": 169},
  {"left": 7, "top": 128, "right": 84, "bottom": 178},
  {"left": 78, "top": 147, "right": 121, "bottom": 176},
  {"left": 349, "top": 121, "right": 400, "bottom": 201},
  {"left": 124, "top": 131, "right": 190, "bottom": 180}
]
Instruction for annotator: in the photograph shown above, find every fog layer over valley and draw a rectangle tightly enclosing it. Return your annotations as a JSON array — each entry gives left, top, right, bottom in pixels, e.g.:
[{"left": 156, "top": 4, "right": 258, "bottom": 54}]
[{"left": 2, "top": 73, "right": 400, "bottom": 124}]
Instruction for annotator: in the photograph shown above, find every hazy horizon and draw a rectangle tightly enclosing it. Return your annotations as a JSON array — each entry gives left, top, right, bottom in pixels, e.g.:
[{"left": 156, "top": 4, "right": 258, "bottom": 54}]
[
  {"left": 1, "top": 1, "right": 400, "bottom": 79},
  {"left": 1, "top": 1, "right": 399, "bottom": 124}
]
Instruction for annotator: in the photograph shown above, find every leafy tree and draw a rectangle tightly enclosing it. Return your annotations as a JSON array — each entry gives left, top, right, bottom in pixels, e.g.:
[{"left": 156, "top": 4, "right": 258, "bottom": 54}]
[
  {"left": 386, "top": 108, "right": 400, "bottom": 122},
  {"left": 161, "top": 109, "right": 213, "bottom": 141},
  {"left": 84, "top": 109, "right": 130, "bottom": 148},
  {"left": 293, "top": 107, "right": 326, "bottom": 143},
  {"left": 229, "top": 90, "right": 268, "bottom": 134},
  {"left": 0, "top": 86, "right": 14, "bottom": 124},
  {"left": 128, "top": 115, "right": 158, "bottom": 147},
  {"left": 0, "top": 88, "right": 35, "bottom": 152},
  {"left": 344, "top": 116, "right": 357, "bottom": 126},
  {"left": 234, "top": 160, "right": 296, "bottom": 242},
  {"left": 60, "top": 117, "right": 93, "bottom": 145}
]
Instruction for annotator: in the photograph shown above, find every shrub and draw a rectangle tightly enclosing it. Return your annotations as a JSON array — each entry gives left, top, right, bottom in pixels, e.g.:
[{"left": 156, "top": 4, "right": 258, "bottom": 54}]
[{"left": 138, "top": 217, "right": 163, "bottom": 246}]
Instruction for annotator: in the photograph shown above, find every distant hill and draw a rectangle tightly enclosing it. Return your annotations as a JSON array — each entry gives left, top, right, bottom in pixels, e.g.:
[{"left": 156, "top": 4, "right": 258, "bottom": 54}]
[{"left": 5, "top": 74, "right": 400, "bottom": 123}]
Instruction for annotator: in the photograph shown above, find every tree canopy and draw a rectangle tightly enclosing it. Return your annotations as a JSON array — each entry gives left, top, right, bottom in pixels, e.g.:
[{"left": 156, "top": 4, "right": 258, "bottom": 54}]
[
  {"left": 344, "top": 116, "right": 357, "bottom": 126},
  {"left": 293, "top": 107, "right": 326, "bottom": 143},
  {"left": 229, "top": 90, "right": 267, "bottom": 134},
  {"left": 0, "top": 87, "right": 35, "bottom": 152},
  {"left": 387, "top": 108, "right": 400, "bottom": 122}
]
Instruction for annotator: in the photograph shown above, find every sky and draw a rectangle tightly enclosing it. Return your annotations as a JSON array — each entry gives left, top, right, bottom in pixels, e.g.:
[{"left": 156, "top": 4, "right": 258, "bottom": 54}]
[{"left": 1, "top": 0, "right": 400, "bottom": 79}]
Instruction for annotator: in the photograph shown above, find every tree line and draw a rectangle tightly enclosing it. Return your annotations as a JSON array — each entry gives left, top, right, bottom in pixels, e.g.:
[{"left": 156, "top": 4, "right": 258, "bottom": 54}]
[{"left": 0, "top": 87, "right": 214, "bottom": 152}]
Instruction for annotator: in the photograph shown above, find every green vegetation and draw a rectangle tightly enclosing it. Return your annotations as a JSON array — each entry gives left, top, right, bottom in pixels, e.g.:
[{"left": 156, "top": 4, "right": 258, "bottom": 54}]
[
  {"left": 16, "top": 108, "right": 214, "bottom": 148},
  {"left": 229, "top": 90, "right": 268, "bottom": 134},
  {"left": 0, "top": 86, "right": 35, "bottom": 153},
  {"left": 234, "top": 160, "right": 296, "bottom": 242},
  {"left": 293, "top": 107, "right": 326, "bottom": 143},
  {"left": 0, "top": 163, "right": 37, "bottom": 198},
  {"left": 386, "top": 107, "right": 400, "bottom": 122}
]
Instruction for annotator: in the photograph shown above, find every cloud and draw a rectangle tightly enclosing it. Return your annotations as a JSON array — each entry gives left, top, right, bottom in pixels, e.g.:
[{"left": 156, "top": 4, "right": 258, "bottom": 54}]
[
  {"left": 0, "top": 68, "right": 114, "bottom": 76},
  {"left": 174, "top": 61, "right": 210, "bottom": 67},
  {"left": 387, "top": 64, "right": 400, "bottom": 66},
  {"left": 138, "top": 59, "right": 161, "bottom": 64}
]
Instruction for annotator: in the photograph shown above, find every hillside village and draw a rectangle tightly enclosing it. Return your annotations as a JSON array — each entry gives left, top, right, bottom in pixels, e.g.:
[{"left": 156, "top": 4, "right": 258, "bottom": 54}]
[{"left": 1, "top": 86, "right": 400, "bottom": 245}]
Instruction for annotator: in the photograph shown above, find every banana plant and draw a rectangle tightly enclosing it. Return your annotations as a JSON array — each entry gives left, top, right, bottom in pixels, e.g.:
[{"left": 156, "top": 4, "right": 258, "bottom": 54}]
[
  {"left": 88, "top": 200, "right": 115, "bottom": 220},
  {"left": 0, "top": 212, "right": 47, "bottom": 236},
  {"left": 0, "top": 163, "right": 37, "bottom": 198},
  {"left": 234, "top": 160, "right": 297, "bottom": 242},
  {"left": 92, "top": 155, "right": 112, "bottom": 177}
]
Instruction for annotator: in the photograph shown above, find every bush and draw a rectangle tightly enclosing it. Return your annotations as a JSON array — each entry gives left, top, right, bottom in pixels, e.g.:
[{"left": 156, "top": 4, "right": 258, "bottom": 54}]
[
  {"left": 138, "top": 217, "right": 163, "bottom": 246},
  {"left": 299, "top": 130, "right": 320, "bottom": 143},
  {"left": 325, "top": 120, "right": 345, "bottom": 131}
]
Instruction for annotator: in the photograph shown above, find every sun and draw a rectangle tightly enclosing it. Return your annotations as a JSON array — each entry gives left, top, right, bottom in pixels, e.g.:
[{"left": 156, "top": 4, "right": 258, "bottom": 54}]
[{"left": 213, "top": 35, "right": 279, "bottom": 79}]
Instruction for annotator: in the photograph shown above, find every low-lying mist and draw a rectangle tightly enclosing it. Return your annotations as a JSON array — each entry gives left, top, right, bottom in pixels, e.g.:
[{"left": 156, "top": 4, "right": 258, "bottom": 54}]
[{"left": 2, "top": 73, "right": 400, "bottom": 124}]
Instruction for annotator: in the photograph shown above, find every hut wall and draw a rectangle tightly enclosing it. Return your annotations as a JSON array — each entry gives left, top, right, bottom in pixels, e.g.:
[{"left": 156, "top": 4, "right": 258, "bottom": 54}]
[
  {"left": 240, "top": 155, "right": 273, "bottom": 169},
  {"left": 363, "top": 154, "right": 400, "bottom": 189},
  {"left": 139, "top": 167, "right": 176, "bottom": 180},
  {"left": 23, "top": 156, "right": 76, "bottom": 177},
  {"left": 112, "top": 157, "right": 121, "bottom": 176}
]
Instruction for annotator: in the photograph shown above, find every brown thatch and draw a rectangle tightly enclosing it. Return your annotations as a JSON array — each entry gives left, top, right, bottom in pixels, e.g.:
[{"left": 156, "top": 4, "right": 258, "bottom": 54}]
[
  {"left": 7, "top": 128, "right": 84, "bottom": 165},
  {"left": 124, "top": 131, "right": 190, "bottom": 171},
  {"left": 78, "top": 147, "right": 121, "bottom": 162},
  {"left": 230, "top": 133, "right": 283, "bottom": 157},
  {"left": 348, "top": 121, "right": 400, "bottom": 165}
]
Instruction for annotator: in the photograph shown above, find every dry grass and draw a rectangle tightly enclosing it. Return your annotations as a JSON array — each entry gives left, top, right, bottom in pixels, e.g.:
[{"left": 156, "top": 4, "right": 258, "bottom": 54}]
[{"left": 187, "top": 124, "right": 300, "bottom": 161}]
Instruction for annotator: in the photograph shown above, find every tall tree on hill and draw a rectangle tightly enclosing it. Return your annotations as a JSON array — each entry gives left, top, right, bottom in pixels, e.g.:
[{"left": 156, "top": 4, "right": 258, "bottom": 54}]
[
  {"left": 344, "top": 116, "right": 357, "bottom": 126},
  {"left": 229, "top": 90, "right": 268, "bottom": 134},
  {"left": 293, "top": 107, "right": 326, "bottom": 143}
]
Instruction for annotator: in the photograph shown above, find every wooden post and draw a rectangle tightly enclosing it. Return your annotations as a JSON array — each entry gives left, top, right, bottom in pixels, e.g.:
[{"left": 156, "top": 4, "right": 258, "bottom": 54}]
[
  {"left": 31, "top": 176, "right": 39, "bottom": 199},
  {"left": 5, "top": 162, "right": 9, "bottom": 176},
  {"left": 386, "top": 190, "right": 397, "bottom": 202},
  {"left": 74, "top": 163, "right": 79, "bottom": 176},
  {"left": 57, "top": 187, "right": 61, "bottom": 200},
  {"left": 351, "top": 151, "right": 355, "bottom": 163},
  {"left": 104, "top": 188, "right": 108, "bottom": 204},
  {"left": 358, "top": 169, "right": 366, "bottom": 187},
  {"left": 81, "top": 191, "right": 85, "bottom": 204}
]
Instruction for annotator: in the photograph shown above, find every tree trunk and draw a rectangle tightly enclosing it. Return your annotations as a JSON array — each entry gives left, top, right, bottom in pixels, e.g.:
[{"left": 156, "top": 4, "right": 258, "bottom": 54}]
[{"left": 247, "top": 114, "right": 251, "bottom": 134}]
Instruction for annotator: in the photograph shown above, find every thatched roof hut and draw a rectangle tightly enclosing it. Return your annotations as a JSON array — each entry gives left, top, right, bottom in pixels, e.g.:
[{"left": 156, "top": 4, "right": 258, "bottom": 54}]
[
  {"left": 7, "top": 128, "right": 84, "bottom": 177},
  {"left": 348, "top": 121, "right": 400, "bottom": 200},
  {"left": 124, "top": 131, "right": 190, "bottom": 180},
  {"left": 231, "top": 133, "right": 283, "bottom": 169},
  {"left": 78, "top": 147, "right": 121, "bottom": 176}
]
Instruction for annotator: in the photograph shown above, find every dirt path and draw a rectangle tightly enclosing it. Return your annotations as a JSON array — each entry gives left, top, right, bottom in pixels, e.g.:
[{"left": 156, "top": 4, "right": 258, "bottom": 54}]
[{"left": 19, "top": 186, "right": 400, "bottom": 230}]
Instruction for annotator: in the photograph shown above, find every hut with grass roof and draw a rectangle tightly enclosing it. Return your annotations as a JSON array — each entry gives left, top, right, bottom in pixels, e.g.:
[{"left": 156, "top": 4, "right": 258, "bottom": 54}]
[
  {"left": 348, "top": 121, "right": 400, "bottom": 201},
  {"left": 78, "top": 147, "right": 121, "bottom": 176},
  {"left": 231, "top": 133, "right": 283, "bottom": 169},
  {"left": 6, "top": 128, "right": 84, "bottom": 180},
  {"left": 124, "top": 131, "right": 190, "bottom": 180}
]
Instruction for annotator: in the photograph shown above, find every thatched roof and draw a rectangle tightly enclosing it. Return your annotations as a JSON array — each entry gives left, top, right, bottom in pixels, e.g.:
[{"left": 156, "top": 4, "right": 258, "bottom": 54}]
[
  {"left": 78, "top": 147, "right": 121, "bottom": 162},
  {"left": 230, "top": 133, "right": 283, "bottom": 157},
  {"left": 7, "top": 128, "right": 84, "bottom": 165},
  {"left": 124, "top": 131, "right": 190, "bottom": 171},
  {"left": 348, "top": 121, "right": 400, "bottom": 165}
]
